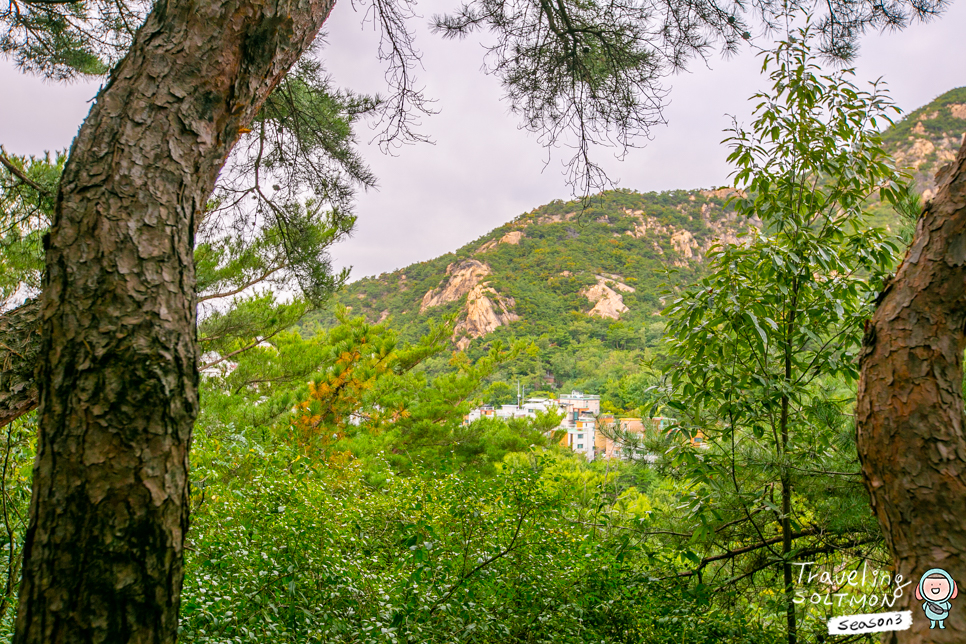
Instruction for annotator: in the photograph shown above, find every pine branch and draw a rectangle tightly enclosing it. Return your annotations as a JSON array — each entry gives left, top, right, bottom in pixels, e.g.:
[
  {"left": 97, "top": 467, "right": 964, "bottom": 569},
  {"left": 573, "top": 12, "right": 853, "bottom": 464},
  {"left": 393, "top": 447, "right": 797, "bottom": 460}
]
[{"left": 0, "top": 152, "right": 51, "bottom": 196}]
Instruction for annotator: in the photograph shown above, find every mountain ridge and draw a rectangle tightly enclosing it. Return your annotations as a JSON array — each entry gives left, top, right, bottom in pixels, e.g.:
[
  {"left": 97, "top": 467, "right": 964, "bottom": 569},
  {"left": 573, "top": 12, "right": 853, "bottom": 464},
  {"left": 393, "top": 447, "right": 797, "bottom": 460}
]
[
  {"left": 310, "top": 188, "right": 753, "bottom": 349},
  {"left": 308, "top": 87, "right": 966, "bottom": 386}
]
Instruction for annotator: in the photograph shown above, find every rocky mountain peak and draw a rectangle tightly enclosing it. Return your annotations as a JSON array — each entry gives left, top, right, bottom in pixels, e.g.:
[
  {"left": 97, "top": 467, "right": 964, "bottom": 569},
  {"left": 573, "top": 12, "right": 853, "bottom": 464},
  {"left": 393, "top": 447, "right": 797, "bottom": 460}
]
[{"left": 418, "top": 258, "right": 519, "bottom": 347}]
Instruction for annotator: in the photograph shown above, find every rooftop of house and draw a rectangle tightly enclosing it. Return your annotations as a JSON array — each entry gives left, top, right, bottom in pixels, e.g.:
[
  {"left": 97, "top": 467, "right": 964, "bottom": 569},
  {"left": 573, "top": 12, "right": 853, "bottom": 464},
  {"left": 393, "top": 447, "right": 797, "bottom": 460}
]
[{"left": 559, "top": 391, "right": 600, "bottom": 401}]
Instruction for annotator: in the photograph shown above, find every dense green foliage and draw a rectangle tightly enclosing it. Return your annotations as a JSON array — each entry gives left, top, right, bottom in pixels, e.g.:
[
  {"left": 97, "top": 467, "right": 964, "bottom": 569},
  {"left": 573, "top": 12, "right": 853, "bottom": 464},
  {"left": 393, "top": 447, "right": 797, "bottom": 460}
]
[
  {"left": 0, "top": 151, "right": 61, "bottom": 308},
  {"left": 199, "top": 309, "right": 552, "bottom": 477},
  {"left": 177, "top": 445, "right": 790, "bottom": 644},
  {"left": 173, "top": 309, "right": 791, "bottom": 643},
  {"left": 0, "top": 416, "right": 33, "bottom": 631}
]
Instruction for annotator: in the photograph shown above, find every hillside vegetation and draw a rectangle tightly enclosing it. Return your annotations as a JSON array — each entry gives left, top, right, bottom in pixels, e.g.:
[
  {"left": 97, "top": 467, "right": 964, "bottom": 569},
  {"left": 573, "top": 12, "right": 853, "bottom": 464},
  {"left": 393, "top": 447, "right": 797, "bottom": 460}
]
[
  {"left": 882, "top": 86, "right": 966, "bottom": 199},
  {"left": 305, "top": 188, "right": 753, "bottom": 410},
  {"left": 305, "top": 87, "right": 966, "bottom": 413}
]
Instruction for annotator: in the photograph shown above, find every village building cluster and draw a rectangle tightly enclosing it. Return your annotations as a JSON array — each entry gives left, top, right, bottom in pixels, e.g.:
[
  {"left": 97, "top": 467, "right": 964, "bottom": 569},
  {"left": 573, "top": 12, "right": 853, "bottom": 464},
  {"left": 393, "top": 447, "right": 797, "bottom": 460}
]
[{"left": 466, "top": 390, "right": 701, "bottom": 461}]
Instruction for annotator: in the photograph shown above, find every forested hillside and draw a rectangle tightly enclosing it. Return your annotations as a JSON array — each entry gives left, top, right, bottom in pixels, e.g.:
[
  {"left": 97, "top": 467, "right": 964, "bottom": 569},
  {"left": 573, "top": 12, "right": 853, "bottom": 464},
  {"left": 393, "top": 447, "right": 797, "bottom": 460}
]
[
  {"left": 304, "top": 188, "right": 752, "bottom": 410},
  {"left": 306, "top": 86, "right": 966, "bottom": 412},
  {"left": 882, "top": 86, "right": 966, "bottom": 199},
  {"left": 314, "top": 189, "right": 742, "bottom": 329}
]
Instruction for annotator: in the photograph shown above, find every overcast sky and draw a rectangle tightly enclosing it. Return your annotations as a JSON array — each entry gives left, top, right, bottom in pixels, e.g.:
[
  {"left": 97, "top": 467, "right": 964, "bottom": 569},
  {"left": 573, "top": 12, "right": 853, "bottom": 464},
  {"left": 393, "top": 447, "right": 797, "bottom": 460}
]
[{"left": 2, "top": 0, "right": 964, "bottom": 281}]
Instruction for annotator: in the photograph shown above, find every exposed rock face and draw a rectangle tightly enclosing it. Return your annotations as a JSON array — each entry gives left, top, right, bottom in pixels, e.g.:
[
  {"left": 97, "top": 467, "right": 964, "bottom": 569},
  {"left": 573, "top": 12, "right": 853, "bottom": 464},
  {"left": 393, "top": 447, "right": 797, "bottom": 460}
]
[
  {"left": 501, "top": 230, "right": 523, "bottom": 245},
  {"left": 622, "top": 209, "right": 670, "bottom": 239},
  {"left": 581, "top": 277, "right": 630, "bottom": 319},
  {"left": 420, "top": 258, "right": 519, "bottom": 348},
  {"left": 453, "top": 285, "right": 520, "bottom": 350},
  {"left": 476, "top": 240, "right": 497, "bottom": 254},
  {"left": 670, "top": 229, "right": 698, "bottom": 263},
  {"left": 536, "top": 211, "right": 577, "bottom": 224},
  {"left": 889, "top": 97, "right": 966, "bottom": 200},
  {"left": 701, "top": 204, "right": 740, "bottom": 248},
  {"left": 625, "top": 218, "right": 667, "bottom": 238},
  {"left": 595, "top": 274, "right": 635, "bottom": 293},
  {"left": 896, "top": 131, "right": 961, "bottom": 201},
  {"left": 475, "top": 230, "right": 524, "bottom": 254},
  {"left": 621, "top": 200, "right": 752, "bottom": 265},
  {"left": 898, "top": 128, "right": 959, "bottom": 175},
  {"left": 903, "top": 136, "right": 941, "bottom": 168},
  {"left": 420, "top": 259, "right": 491, "bottom": 311}
]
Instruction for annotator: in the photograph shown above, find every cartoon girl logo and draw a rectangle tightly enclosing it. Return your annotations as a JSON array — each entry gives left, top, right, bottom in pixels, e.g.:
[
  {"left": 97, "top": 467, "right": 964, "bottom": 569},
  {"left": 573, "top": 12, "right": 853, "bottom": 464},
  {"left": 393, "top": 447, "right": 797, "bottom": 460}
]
[{"left": 916, "top": 568, "right": 958, "bottom": 629}]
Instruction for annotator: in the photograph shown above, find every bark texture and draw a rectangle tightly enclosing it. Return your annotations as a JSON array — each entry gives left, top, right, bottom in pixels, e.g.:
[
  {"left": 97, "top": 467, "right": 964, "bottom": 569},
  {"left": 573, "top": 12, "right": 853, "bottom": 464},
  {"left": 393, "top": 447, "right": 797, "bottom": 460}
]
[
  {"left": 0, "top": 299, "right": 41, "bottom": 428},
  {"left": 856, "top": 135, "right": 966, "bottom": 643},
  {"left": 13, "top": 0, "right": 336, "bottom": 640}
]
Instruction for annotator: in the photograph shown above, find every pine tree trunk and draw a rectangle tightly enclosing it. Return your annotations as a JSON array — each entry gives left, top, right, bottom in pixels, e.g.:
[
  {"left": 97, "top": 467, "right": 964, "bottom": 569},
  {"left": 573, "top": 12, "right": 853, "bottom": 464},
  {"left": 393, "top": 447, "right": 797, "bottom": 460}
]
[
  {"left": 0, "top": 299, "right": 41, "bottom": 428},
  {"left": 856, "top": 135, "right": 966, "bottom": 643},
  {"left": 12, "top": 0, "right": 335, "bottom": 640}
]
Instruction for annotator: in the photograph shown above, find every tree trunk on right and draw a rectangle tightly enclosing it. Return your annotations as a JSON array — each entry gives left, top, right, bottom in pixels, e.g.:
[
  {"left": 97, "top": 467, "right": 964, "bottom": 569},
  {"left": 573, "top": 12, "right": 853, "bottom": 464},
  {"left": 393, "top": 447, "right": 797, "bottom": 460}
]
[{"left": 856, "top": 135, "right": 966, "bottom": 643}]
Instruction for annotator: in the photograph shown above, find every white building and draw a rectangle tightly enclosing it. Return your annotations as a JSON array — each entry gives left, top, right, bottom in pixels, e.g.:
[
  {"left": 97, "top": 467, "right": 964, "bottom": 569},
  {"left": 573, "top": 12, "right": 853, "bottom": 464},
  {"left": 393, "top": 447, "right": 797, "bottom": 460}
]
[
  {"left": 467, "top": 391, "right": 612, "bottom": 462},
  {"left": 465, "top": 403, "right": 540, "bottom": 424},
  {"left": 465, "top": 405, "right": 496, "bottom": 423},
  {"left": 521, "top": 397, "right": 559, "bottom": 415},
  {"left": 496, "top": 404, "right": 538, "bottom": 420},
  {"left": 563, "top": 411, "right": 599, "bottom": 460}
]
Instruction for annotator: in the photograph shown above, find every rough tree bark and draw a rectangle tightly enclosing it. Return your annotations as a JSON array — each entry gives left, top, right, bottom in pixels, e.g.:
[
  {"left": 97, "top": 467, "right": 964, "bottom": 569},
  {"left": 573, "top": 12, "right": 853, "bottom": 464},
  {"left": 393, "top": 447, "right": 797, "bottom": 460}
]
[
  {"left": 0, "top": 299, "right": 40, "bottom": 428},
  {"left": 856, "top": 135, "right": 966, "bottom": 643},
  {"left": 12, "top": 0, "right": 336, "bottom": 640}
]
